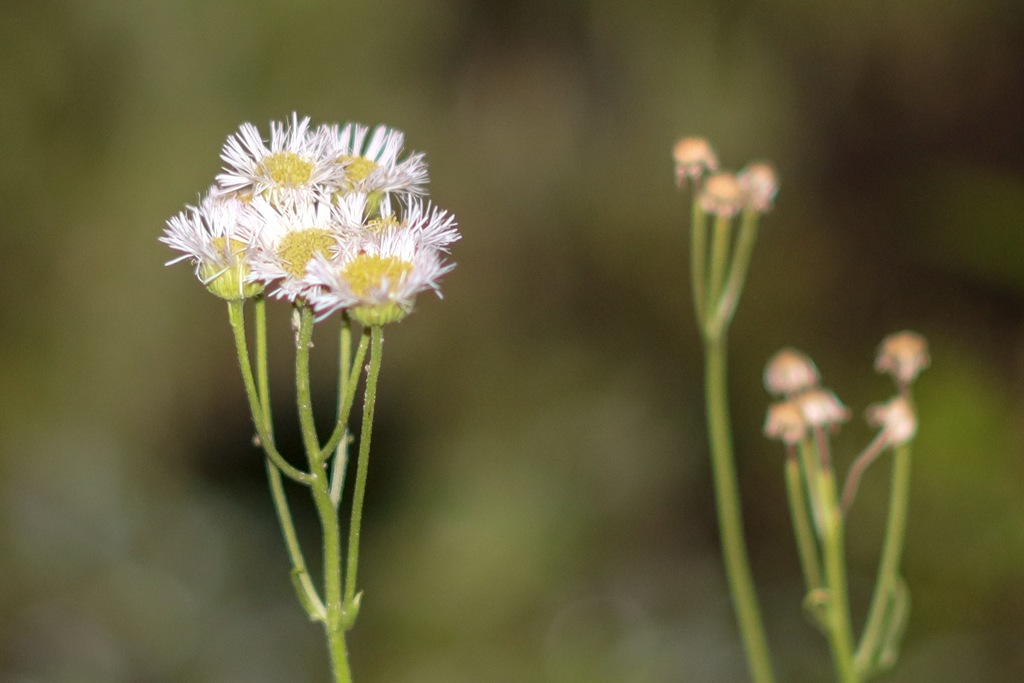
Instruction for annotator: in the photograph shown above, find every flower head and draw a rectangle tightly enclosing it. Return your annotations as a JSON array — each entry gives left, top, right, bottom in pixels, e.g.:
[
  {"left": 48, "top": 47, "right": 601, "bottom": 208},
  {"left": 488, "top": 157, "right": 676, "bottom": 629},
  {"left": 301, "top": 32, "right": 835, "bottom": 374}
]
[
  {"left": 764, "top": 400, "right": 809, "bottom": 446},
  {"left": 764, "top": 348, "right": 821, "bottom": 397},
  {"left": 738, "top": 162, "right": 779, "bottom": 213},
  {"left": 161, "top": 189, "right": 264, "bottom": 300},
  {"left": 320, "top": 122, "right": 429, "bottom": 208},
  {"left": 673, "top": 137, "right": 719, "bottom": 186},
  {"left": 866, "top": 395, "right": 918, "bottom": 447},
  {"left": 217, "top": 113, "right": 344, "bottom": 204},
  {"left": 305, "top": 229, "right": 453, "bottom": 325},
  {"left": 875, "top": 330, "right": 930, "bottom": 388},
  {"left": 796, "top": 388, "right": 851, "bottom": 430},
  {"left": 244, "top": 196, "right": 351, "bottom": 301},
  {"left": 699, "top": 173, "right": 744, "bottom": 217}
]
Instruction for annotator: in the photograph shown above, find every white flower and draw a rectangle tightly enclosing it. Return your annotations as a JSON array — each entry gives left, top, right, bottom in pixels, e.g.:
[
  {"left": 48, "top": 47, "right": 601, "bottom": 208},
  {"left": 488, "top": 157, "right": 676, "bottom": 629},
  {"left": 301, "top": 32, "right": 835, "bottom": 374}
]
[
  {"left": 161, "top": 188, "right": 263, "bottom": 300},
  {"left": 304, "top": 229, "right": 453, "bottom": 325},
  {"left": 366, "top": 196, "right": 460, "bottom": 252},
  {"left": 216, "top": 113, "right": 344, "bottom": 203},
  {"left": 243, "top": 196, "right": 351, "bottom": 301},
  {"left": 320, "top": 122, "right": 429, "bottom": 202}
]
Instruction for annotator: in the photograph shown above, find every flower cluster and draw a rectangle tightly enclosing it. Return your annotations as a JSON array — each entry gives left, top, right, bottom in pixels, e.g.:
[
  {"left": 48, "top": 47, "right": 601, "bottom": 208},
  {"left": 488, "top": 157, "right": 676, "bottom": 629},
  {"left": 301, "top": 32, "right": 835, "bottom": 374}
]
[
  {"left": 672, "top": 136, "right": 778, "bottom": 215},
  {"left": 161, "top": 114, "right": 459, "bottom": 325},
  {"left": 762, "top": 332, "right": 929, "bottom": 452}
]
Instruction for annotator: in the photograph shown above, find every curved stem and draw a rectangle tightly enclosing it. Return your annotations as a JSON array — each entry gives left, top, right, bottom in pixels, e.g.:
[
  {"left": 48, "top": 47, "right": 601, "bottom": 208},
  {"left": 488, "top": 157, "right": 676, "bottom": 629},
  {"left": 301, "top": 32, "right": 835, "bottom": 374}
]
[
  {"left": 712, "top": 209, "right": 760, "bottom": 334},
  {"left": 704, "top": 337, "right": 776, "bottom": 683},
  {"left": 226, "top": 301, "right": 311, "bottom": 485},
  {"left": 344, "top": 325, "right": 384, "bottom": 617}
]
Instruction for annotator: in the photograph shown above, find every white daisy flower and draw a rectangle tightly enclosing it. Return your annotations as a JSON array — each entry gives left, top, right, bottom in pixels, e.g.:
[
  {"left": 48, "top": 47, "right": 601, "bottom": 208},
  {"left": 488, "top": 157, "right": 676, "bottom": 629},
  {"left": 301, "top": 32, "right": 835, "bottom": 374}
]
[
  {"left": 364, "top": 196, "right": 460, "bottom": 252},
  {"left": 161, "top": 188, "right": 264, "bottom": 300},
  {"left": 217, "top": 113, "right": 344, "bottom": 204},
  {"left": 304, "top": 229, "right": 453, "bottom": 325},
  {"left": 243, "top": 196, "right": 353, "bottom": 302},
  {"left": 319, "top": 122, "right": 429, "bottom": 206}
]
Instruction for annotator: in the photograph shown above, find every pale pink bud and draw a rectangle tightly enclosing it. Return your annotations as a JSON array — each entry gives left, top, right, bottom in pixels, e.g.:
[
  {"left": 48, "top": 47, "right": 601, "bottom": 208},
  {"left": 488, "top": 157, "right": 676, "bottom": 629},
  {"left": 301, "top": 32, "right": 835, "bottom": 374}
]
[
  {"left": 866, "top": 395, "right": 917, "bottom": 446},
  {"left": 764, "top": 400, "right": 809, "bottom": 445},
  {"left": 764, "top": 348, "right": 821, "bottom": 397},
  {"left": 797, "top": 388, "right": 851, "bottom": 429},
  {"left": 673, "top": 137, "right": 719, "bottom": 186},
  {"left": 699, "top": 173, "right": 743, "bottom": 218},
  {"left": 875, "top": 331, "right": 930, "bottom": 387},
  {"left": 738, "top": 161, "right": 779, "bottom": 213}
]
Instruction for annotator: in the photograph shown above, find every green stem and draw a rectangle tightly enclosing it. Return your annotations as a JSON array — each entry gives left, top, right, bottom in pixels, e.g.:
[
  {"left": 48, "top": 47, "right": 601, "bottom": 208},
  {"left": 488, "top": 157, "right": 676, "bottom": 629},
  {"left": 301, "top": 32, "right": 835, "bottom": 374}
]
[
  {"left": 226, "top": 301, "right": 311, "bottom": 485},
  {"left": 251, "top": 298, "right": 324, "bottom": 620},
  {"left": 704, "top": 337, "right": 776, "bottom": 683},
  {"left": 711, "top": 210, "right": 760, "bottom": 336},
  {"left": 266, "top": 459, "right": 326, "bottom": 620},
  {"left": 327, "top": 327, "right": 371, "bottom": 505},
  {"left": 705, "top": 215, "right": 733, "bottom": 330},
  {"left": 855, "top": 442, "right": 912, "bottom": 674},
  {"left": 294, "top": 306, "right": 351, "bottom": 683},
  {"left": 784, "top": 451, "right": 823, "bottom": 591},
  {"left": 344, "top": 325, "right": 384, "bottom": 618},
  {"left": 815, "top": 465, "right": 859, "bottom": 683},
  {"left": 690, "top": 198, "right": 709, "bottom": 324}
]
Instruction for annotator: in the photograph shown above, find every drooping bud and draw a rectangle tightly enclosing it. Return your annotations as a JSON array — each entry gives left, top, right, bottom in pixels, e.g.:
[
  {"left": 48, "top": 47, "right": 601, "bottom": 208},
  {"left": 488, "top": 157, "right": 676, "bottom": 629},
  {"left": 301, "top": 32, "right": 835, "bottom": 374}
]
[
  {"left": 764, "top": 400, "right": 809, "bottom": 445},
  {"left": 764, "top": 348, "right": 821, "bottom": 397},
  {"left": 698, "top": 173, "right": 743, "bottom": 218},
  {"left": 796, "top": 388, "right": 851, "bottom": 430},
  {"left": 875, "top": 331, "right": 930, "bottom": 387},
  {"left": 866, "top": 395, "right": 918, "bottom": 446},
  {"left": 673, "top": 137, "right": 719, "bottom": 186},
  {"left": 738, "top": 161, "right": 779, "bottom": 213}
]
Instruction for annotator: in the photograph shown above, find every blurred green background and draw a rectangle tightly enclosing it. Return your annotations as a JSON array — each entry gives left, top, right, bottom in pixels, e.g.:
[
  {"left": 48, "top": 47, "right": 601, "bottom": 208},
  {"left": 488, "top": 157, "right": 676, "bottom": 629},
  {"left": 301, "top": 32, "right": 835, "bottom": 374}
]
[{"left": 2, "top": 0, "right": 1024, "bottom": 681}]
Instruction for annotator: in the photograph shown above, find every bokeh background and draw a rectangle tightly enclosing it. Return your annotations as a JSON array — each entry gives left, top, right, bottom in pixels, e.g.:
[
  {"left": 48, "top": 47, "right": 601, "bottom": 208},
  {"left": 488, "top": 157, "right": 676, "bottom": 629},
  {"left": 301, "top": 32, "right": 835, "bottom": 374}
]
[{"left": 2, "top": 0, "right": 1024, "bottom": 681}]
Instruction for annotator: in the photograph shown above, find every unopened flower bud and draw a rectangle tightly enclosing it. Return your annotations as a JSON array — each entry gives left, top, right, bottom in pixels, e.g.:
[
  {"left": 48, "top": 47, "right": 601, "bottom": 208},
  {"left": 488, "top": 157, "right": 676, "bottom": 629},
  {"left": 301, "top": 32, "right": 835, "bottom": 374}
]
[
  {"left": 673, "top": 137, "right": 719, "bottom": 186},
  {"left": 875, "top": 331, "right": 930, "bottom": 387},
  {"left": 866, "top": 395, "right": 917, "bottom": 446},
  {"left": 764, "top": 348, "right": 821, "bottom": 397},
  {"left": 738, "top": 161, "right": 779, "bottom": 213},
  {"left": 699, "top": 173, "right": 743, "bottom": 217},
  {"left": 796, "top": 388, "right": 851, "bottom": 429},
  {"left": 764, "top": 400, "right": 808, "bottom": 445}
]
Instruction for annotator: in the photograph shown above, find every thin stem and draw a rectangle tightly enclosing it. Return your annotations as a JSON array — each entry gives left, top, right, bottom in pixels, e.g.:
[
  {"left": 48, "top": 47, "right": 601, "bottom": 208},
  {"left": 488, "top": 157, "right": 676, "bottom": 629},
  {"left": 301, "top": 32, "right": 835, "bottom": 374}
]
[
  {"left": 295, "top": 306, "right": 323, "bottom": 463},
  {"left": 690, "top": 198, "right": 709, "bottom": 324},
  {"left": 266, "top": 459, "right": 326, "bottom": 621},
  {"left": 344, "top": 325, "right": 384, "bottom": 617},
  {"left": 294, "top": 305, "right": 351, "bottom": 682},
  {"left": 855, "top": 442, "right": 913, "bottom": 675},
  {"left": 704, "top": 337, "right": 776, "bottom": 683},
  {"left": 226, "top": 301, "right": 311, "bottom": 485},
  {"left": 815, "top": 466, "right": 859, "bottom": 683},
  {"left": 841, "top": 431, "right": 889, "bottom": 513},
  {"left": 711, "top": 210, "right": 760, "bottom": 335},
  {"left": 784, "top": 450, "right": 823, "bottom": 591},
  {"left": 705, "top": 215, "right": 733, "bottom": 333},
  {"left": 253, "top": 298, "right": 323, "bottom": 619},
  {"left": 326, "top": 327, "right": 372, "bottom": 505}
]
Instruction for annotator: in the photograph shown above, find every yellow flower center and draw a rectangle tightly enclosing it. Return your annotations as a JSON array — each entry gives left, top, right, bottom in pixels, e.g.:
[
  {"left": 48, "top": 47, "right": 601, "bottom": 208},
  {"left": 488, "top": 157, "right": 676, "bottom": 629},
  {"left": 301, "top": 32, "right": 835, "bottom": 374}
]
[
  {"left": 342, "top": 255, "right": 412, "bottom": 298},
  {"left": 277, "top": 228, "right": 335, "bottom": 279},
  {"left": 339, "top": 155, "right": 379, "bottom": 186},
  {"left": 366, "top": 214, "right": 402, "bottom": 233},
  {"left": 262, "top": 151, "right": 314, "bottom": 187}
]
